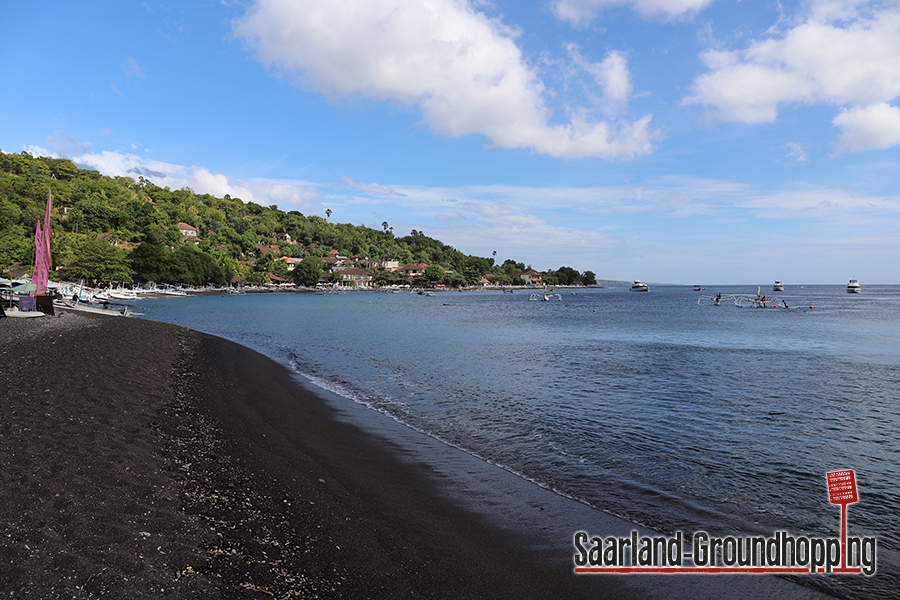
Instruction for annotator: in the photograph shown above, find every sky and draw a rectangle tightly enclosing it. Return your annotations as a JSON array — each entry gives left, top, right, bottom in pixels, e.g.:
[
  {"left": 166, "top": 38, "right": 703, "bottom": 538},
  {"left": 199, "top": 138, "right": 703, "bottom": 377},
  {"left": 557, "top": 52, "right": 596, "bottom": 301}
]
[{"left": 2, "top": 0, "right": 899, "bottom": 284}]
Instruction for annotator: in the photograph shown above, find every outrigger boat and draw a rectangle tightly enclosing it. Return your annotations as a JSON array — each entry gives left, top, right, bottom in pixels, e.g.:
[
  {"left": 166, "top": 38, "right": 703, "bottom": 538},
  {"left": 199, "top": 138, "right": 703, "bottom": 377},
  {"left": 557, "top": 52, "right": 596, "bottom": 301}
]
[
  {"left": 530, "top": 285, "right": 562, "bottom": 301},
  {"left": 698, "top": 288, "right": 790, "bottom": 309},
  {"left": 53, "top": 298, "right": 140, "bottom": 316}
]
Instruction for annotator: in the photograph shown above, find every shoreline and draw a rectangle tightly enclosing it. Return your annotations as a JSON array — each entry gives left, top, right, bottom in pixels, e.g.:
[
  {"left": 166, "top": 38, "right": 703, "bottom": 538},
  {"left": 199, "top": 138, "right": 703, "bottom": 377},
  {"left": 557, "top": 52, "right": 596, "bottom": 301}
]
[{"left": 0, "top": 313, "right": 834, "bottom": 598}]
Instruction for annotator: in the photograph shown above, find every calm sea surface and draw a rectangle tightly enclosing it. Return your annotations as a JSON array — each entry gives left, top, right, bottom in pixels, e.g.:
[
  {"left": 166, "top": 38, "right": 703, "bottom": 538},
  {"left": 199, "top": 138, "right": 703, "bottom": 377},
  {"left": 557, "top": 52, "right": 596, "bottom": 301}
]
[{"left": 135, "top": 285, "right": 899, "bottom": 599}]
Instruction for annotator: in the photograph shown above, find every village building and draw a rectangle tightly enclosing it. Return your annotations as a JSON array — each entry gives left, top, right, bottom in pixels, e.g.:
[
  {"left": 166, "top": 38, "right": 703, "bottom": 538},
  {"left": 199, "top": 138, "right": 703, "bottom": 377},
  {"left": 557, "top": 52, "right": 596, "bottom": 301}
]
[
  {"left": 399, "top": 263, "right": 428, "bottom": 279},
  {"left": 516, "top": 269, "right": 543, "bottom": 286},
  {"left": 176, "top": 222, "right": 198, "bottom": 237},
  {"left": 338, "top": 267, "right": 374, "bottom": 288},
  {"left": 257, "top": 243, "right": 280, "bottom": 256},
  {"left": 279, "top": 256, "right": 301, "bottom": 271}
]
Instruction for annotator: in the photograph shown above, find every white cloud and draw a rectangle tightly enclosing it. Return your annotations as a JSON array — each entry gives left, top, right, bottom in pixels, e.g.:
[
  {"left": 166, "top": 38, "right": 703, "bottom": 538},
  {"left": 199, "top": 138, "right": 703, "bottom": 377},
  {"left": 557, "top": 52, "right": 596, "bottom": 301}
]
[
  {"left": 340, "top": 176, "right": 407, "bottom": 197},
  {"left": 25, "top": 147, "right": 322, "bottom": 209},
  {"left": 40, "top": 136, "right": 94, "bottom": 157},
  {"left": 123, "top": 58, "right": 146, "bottom": 78},
  {"left": 832, "top": 103, "right": 900, "bottom": 153},
  {"left": 565, "top": 46, "right": 633, "bottom": 117},
  {"left": 683, "top": 4, "right": 900, "bottom": 127},
  {"left": 551, "top": 0, "right": 715, "bottom": 27},
  {"left": 785, "top": 141, "right": 810, "bottom": 163},
  {"left": 740, "top": 187, "right": 900, "bottom": 220},
  {"left": 233, "top": 0, "right": 658, "bottom": 159}
]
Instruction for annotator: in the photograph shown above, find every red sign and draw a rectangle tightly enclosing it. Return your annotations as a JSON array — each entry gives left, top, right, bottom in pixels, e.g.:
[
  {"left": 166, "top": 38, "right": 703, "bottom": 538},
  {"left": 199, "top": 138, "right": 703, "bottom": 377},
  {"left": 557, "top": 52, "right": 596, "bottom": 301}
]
[{"left": 826, "top": 470, "right": 858, "bottom": 505}]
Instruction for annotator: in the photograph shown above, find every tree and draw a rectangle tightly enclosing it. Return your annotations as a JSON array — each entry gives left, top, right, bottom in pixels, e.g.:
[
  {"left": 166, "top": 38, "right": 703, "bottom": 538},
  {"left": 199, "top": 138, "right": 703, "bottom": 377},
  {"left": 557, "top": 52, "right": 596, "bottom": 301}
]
[
  {"left": 65, "top": 238, "right": 132, "bottom": 284},
  {"left": 556, "top": 266, "right": 581, "bottom": 285},
  {"left": 325, "top": 208, "right": 332, "bottom": 220},
  {"left": 129, "top": 242, "right": 171, "bottom": 282},
  {"left": 290, "top": 255, "right": 324, "bottom": 287},
  {"left": 169, "top": 245, "right": 225, "bottom": 285},
  {"left": 582, "top": 270, "right": 597, "bottom": 286},
  {"left": 423, "top": 264, "right": 445, "bottom": 285}
]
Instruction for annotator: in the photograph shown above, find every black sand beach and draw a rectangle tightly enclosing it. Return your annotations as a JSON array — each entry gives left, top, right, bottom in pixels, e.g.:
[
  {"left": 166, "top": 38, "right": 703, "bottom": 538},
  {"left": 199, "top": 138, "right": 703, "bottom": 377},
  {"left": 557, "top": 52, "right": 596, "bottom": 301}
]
[
  {"left": 0, "top": 313, "right": 611, "bottom": 598},
  {"left": 0, "top": 313, "right": 837, "bottom": 599}
]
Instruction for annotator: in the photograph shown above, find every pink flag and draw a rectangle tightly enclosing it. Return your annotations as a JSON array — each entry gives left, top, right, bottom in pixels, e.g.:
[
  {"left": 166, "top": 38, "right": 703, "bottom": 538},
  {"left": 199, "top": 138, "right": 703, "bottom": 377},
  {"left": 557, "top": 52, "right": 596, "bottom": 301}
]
[
  {"left": 39, "top": 189, "right": 52, "bottom": 294},
  {"left": 32, "top": 220, "right": 43, "bottom": 297}
]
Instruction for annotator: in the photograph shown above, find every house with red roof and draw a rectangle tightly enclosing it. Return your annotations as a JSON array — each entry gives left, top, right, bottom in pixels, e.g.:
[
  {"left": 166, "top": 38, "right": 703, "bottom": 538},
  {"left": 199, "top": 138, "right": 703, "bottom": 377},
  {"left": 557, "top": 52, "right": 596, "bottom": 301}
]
[{"left": 176, "top": 222, "right": 198, "bottom": 237}]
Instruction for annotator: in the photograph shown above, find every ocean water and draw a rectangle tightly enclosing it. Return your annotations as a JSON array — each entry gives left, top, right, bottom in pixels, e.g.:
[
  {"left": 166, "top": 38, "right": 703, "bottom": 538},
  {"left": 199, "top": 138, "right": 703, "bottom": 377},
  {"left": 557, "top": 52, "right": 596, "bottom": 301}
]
[{"left": 134, "top": 285, "right": 900, "bottom": 599}]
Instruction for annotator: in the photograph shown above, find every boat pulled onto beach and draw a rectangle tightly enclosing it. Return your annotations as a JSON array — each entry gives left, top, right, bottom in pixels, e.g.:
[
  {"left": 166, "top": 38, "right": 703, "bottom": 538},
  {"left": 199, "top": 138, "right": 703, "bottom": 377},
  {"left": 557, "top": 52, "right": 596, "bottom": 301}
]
[{"left": 53, "top": 299, "right": 139, "bottom": 317}]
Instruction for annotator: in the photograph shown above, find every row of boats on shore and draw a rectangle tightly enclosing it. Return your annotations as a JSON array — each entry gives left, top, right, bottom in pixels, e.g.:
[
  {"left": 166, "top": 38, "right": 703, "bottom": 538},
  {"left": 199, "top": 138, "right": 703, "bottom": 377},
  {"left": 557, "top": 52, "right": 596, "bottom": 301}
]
[
  {"left": 57, "top": 284, "right": 191, "bottom": 303},
  {"left": 0, "top": 281, "right": 198, "bottom": 318}
]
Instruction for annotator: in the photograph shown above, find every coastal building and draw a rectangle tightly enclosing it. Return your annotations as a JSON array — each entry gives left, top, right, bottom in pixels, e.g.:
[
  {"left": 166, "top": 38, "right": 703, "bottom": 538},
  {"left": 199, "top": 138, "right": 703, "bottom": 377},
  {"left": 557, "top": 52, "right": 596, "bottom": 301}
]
[
  {"left": 176, "top": 222, "right": 198, "bottom": 237},
  {"left": 399, "top": 263, "right": 428, "bottom": 279},
  {"left": 279, "top": 257, "right": 300, "bottom": 271},
  {"left": 338, "top": 267, "right": 374, "bottom": 288},
  {"left": 257, "top": 243, "right": 280, "bottom": 256},
  {"left": 321, "top": 256, "right": 342, "bottom": 271},
  {"left": 266, "top": 274, "right": 292, "bottom": 286},
  {"left": 517, "top": 269, "right": 543, "bottom": 286}
]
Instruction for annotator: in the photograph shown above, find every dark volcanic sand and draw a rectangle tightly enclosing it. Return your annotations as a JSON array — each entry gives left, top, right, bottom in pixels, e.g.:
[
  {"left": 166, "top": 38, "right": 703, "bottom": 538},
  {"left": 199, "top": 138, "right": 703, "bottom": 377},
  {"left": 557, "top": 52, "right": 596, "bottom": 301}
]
[
  {"left": 0, "top": 312, "right": 835, "bottom": 599},
  {"left": 0, "top": 312, "right": 619, "bottom": 599}
]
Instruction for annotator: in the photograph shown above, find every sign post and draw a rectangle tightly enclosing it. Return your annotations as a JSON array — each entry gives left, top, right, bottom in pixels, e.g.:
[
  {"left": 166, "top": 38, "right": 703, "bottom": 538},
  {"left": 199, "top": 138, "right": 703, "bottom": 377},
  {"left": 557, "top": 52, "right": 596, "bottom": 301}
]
[{"left": 826, "top": 470, "right": 858, "bottom": 569}]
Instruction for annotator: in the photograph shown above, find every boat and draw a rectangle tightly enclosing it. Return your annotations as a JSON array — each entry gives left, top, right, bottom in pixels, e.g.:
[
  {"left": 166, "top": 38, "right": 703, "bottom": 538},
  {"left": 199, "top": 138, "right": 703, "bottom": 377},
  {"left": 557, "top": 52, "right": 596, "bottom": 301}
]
[
  {"left": 631, "top": 280, "right": 649, "bottom": 292},
  {"left": 60, "top": 286, "right": 95, "bottom": 303},
  {"left": 529, "top": 285, "right": 562, "bottom": 301},
  {"left": 698, "top": 289, "right": 789, "bottom": 309},
  {"left": 773, "top": 280, "right": 784, "bottom": 291},
  {"left": 108, "top": 288, "right": 138, "bottom": 300},
  {"left": 53, "top": 299, "right": 138, "bottom": 316},
  {"left": 847, "top": 278, "right": 861, "bottom": 293},
  {"left": 159, "top": 286, "right": 189, "bottom": 296},
  {"left": 693, "top": 285, "right": 703, "bottom": 291},
  {"left": 3, "top": 306, "right": 46, "bottom": 318}
]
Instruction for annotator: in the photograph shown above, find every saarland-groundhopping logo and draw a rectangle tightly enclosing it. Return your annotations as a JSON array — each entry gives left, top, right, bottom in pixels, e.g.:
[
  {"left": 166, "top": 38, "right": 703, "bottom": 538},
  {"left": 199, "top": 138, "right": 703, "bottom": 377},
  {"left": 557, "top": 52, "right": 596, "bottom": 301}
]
[{"left": 573, "top": 470, "right": 876, "bottom": 576}]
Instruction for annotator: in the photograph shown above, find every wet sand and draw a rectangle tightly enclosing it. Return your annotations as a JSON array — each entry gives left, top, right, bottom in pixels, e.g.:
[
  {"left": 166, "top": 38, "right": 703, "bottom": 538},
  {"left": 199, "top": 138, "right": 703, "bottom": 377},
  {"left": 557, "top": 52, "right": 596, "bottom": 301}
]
[{"left": 0, "top": 313, "right": 834, "bottom": 598}]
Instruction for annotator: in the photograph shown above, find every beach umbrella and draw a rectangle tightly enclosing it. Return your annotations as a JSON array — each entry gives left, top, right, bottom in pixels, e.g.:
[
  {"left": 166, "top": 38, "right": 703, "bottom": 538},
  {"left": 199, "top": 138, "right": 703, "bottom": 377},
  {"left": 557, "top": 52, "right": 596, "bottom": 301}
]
[{"left": 12, "top": 282, "right": 37, "bottom": 292}]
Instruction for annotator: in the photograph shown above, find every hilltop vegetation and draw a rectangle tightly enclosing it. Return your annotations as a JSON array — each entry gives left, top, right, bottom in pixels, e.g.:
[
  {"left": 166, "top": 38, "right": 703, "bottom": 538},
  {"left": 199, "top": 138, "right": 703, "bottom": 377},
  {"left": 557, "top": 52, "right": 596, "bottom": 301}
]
[{"left": 0, "top": 150, "right": 596, "bottom": 287}]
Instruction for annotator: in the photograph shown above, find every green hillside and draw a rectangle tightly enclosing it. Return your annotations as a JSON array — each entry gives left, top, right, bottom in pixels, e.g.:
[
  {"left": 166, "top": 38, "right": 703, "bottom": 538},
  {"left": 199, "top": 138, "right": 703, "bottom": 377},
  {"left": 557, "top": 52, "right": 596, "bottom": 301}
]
[{"left": 0, "top": 150, "right": 596, "bottom": 287}]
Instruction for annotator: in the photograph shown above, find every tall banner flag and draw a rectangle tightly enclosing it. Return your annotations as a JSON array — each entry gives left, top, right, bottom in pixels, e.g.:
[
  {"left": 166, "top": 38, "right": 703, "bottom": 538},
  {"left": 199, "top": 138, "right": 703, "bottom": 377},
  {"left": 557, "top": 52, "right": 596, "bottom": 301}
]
[
  {"left": 31, "top": 220, "right": 43, "bottom": 297},
  {"left": 40, "top": 189, "right": 52, "bottom": 294}
]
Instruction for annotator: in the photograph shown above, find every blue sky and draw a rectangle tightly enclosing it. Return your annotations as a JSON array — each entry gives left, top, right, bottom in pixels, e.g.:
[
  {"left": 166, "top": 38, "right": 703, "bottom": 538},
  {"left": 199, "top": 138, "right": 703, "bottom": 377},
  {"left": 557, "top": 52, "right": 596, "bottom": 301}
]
[{"left": 2, "top": 0, "right": 899, "bottom": 284}]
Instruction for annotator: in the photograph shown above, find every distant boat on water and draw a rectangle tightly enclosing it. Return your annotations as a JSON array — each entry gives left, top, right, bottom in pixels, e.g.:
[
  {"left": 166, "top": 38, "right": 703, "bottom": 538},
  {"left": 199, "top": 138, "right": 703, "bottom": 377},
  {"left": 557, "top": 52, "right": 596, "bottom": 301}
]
[
  {"left": 631, "top": 280, "right": 649, "bottom": 292},
  {"left": 847, "top": 278, "right": 861, "bottom": 293},
  {"left": 773, "top": 280, "right": 784, "bottom": 291}
]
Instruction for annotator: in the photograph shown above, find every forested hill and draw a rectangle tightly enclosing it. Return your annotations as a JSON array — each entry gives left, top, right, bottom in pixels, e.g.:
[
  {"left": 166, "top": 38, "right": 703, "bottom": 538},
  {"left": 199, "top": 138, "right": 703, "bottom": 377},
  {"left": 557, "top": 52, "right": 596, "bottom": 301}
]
[{"left": 0, "top": 150, "right": 596, "bottom": 287}]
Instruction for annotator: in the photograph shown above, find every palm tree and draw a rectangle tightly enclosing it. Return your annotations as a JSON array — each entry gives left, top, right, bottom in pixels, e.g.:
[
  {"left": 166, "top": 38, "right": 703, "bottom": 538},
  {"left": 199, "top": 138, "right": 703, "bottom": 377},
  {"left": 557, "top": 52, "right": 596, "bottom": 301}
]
[{"left": 325, "top": 208, "right": 332, "bottom": 220}]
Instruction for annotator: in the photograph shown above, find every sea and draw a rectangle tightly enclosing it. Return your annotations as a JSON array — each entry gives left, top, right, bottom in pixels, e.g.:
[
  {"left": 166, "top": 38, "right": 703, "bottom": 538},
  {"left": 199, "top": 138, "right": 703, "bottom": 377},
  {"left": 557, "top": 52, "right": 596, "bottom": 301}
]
[{"left": 133, "top": 284, "right": 900, "bottom": 599}]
